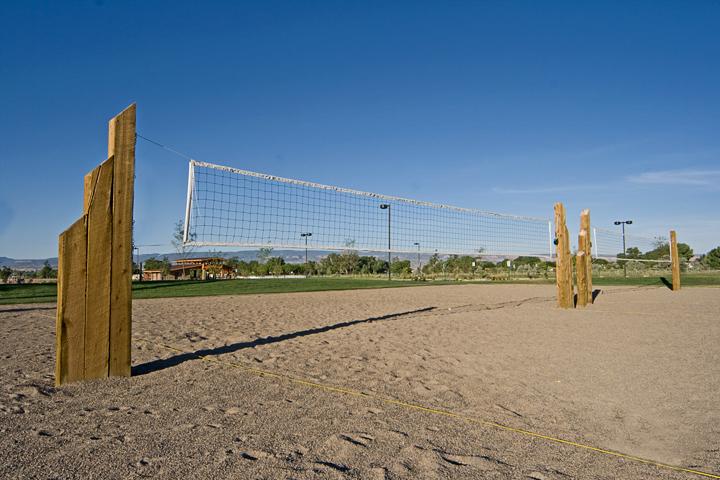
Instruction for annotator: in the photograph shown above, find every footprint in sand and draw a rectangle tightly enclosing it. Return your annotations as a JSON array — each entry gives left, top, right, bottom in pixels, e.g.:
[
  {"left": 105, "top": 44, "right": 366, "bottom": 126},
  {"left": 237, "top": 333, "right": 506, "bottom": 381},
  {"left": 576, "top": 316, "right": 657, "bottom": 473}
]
[
  {"left": 240, "top": 450, "right": 272, "bottom": 461},
  {"left": 339, "top": 433, "right": 374, "bottom": 447},
  {"left": 437, "top": 450, "right": 512, "bottom": 472}
]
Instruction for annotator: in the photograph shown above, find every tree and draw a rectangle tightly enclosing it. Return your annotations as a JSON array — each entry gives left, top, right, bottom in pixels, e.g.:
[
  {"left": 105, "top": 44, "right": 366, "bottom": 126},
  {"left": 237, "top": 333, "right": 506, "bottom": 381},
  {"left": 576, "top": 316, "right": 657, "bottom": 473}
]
[
  {"left": 258, "top": 247, "right": 274, "bottom": 263},
  {"left": 266, "top": 257, "right": 286, "bottom": 275},
  {"left": 37, "top": 260, "right": 56, "bottom": 279},
  {"left": 172, "top": 219, "right": 196, "bottom": 256},
  {"left": 0, "top": 266, "right": 12, "bottom": 282},
  {"left": 144, "top": 256, "right": 171, "bottom": 275},
  {"left": 643, "top": 242, "right": 694, "bottom": 262},
  {"left": 703, "top": 246, "right": 720, "bottom": 269},
  {"left": 512, "top": 256, "right": 542, "bottom": 267},
  {"left": 390, "top": 258, "right": 412, "bottom": 276},
  {"left": 172, "top": 219, "right": 196, "bottom": 277}
]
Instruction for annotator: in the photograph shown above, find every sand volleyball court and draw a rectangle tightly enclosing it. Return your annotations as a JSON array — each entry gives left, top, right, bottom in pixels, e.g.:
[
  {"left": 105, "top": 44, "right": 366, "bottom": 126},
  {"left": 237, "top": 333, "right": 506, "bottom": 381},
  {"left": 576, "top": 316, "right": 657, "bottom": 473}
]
[{"left": 1, "top": 284, "right": 719, "bottom": 479}]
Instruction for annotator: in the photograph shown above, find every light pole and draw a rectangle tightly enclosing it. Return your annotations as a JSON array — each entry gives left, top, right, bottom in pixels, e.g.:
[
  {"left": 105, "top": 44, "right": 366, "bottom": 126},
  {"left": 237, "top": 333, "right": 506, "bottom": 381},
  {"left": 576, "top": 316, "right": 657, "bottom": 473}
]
[
  {"left": 614, "top": 220, "right": 633, "bottom": 278},
  {"left": 380, "top": 204, "right": 391, "bottom": 281},
  {"left": 300, "top": 232, "right": 312, "bottom": 266},
  {"left": 413, "top": 242, "right": 420, "bottom": 273}
]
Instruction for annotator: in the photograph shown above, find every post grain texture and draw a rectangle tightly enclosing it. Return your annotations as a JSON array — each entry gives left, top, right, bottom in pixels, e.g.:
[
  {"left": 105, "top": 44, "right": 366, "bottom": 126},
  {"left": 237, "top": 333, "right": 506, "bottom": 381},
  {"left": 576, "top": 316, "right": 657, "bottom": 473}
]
[
  {"left": 576, "top": 234, "right": 589, "bottom": 307},
  {"left": 670, "top": 230, "right": 681, "bottom": 291},
  {"left": 84, "top": 157, "right": 115, "bottom": 379},
  {"left": 576, "top": 252, "right": 588, "bottom": 307},
  {"left": 554, "top": 202, "right": 574, "bottom": 308},
  {"left": 108, "top": 104, "right": 135, "bottom": 377},
  {"left": 580, "top": 209, "right": 592, "bottom": 300},
  {"left": 55, "top": 217, "right": 88, "bottom": 385}
]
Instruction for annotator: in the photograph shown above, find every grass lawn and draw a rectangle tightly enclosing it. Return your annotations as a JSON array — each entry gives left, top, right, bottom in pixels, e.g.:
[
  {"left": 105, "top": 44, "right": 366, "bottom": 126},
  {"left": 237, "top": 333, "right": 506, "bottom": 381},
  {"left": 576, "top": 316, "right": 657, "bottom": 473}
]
[
  {"left": 0, "top": 277, "right": 426, "bottom": 305},
  {"left": 2, "top": 274, "right": 719, "bottom": 305}
]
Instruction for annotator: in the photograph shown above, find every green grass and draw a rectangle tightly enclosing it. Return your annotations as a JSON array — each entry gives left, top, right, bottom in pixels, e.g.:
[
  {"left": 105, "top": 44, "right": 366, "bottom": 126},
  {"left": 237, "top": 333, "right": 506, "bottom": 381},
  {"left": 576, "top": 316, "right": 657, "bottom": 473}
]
[
  {"left": 2, "top": 273, "right": 719, "bottom": 305},
  {"left": 131, "top": 277, "right": 424, "bottom": 300},
  {"left": 0, "top": 283, "right": 58, "bottom": 305},
  {"left": 0, "top": 277, "right": 426, "bottom": 305},
  {"left": 593, "top": 274, "right": 720, "bottom": 287}
]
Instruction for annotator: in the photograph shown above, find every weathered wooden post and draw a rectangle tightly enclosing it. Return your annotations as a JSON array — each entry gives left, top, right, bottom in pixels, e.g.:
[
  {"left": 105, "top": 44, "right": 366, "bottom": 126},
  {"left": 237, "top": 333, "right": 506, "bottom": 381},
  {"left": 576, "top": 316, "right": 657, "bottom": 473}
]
[
  {"left": 580, "top": 209, "right": 592, "bottom": 301},
  {"left": 554, "top": 202, "right": 573, "bottom": 308},
  {"left": 670, "top": 230, "right": 681, "bottom": 291},
  {"left": 56, "top": 104, "right": 135, "bottom": 385},
  {"left": 576, "top": 230, "right": 589, "bottom": 307}
]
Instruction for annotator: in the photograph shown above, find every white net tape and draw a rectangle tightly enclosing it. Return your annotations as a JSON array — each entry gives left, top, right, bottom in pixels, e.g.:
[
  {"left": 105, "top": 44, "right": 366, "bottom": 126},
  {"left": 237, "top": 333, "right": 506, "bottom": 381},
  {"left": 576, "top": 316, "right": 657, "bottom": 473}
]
[{"left": 184, "top": 160, "right": 553, "bottom": 258}]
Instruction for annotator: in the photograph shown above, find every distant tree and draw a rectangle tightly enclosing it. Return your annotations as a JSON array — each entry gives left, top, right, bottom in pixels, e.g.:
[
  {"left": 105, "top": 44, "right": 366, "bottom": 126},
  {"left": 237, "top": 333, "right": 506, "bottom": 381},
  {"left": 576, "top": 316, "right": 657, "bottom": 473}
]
[
  {"left": 390, "top": 258, "right": 412, "bottom": 276},
  {"left": 172, "top": 219, "right": 196, "bottom": 258},
  {"left": 643, "top": 242, "right": 693, "bottom": 262},
  {"left": 144, "top": 256, "right": 171, "bottom": 275},
  {"left": 337, "top": 251, "right": 360, "bottom": 274},
  {"left": 444, "top": 255, "right": 474, "bottom": 274},
  {"left": 422, "top": 254, "right": 446, "bottom": 275},
  {"left": 0, "top": 266, "right": 12, "bottom": 282},
  {"left": 319, "top": 253, "right": 341, "bottom": 274},
  {"left": 258, "top": 247, "right": 274, "bottom": 263},
  {"left": 37, "top": 261, "right": 56, "bottom": 279},
  {"left": 172, "top": 219, "right": 196, "bottom": 277},
  {"left": 512, "top": 256, "right": 543, "bottom": 267},
  {"left": 226, "top": 256, "right": 241, "bottom": 272},
  {"left": 703, "top": 246, "right": 720, "bottom": 269},
  {"left": 266, "top": 256, "right": 286, "bottom": 275}
]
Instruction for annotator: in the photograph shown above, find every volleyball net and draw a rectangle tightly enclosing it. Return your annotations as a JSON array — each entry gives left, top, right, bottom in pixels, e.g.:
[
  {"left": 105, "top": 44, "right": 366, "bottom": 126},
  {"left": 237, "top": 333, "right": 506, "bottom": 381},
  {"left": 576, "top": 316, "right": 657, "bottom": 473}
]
[
  {"left": 592, "top": 227, "right": 674, "bottom": 264},
  {"left": 182, "top": 160, "right": 554, "bottom": 259}
]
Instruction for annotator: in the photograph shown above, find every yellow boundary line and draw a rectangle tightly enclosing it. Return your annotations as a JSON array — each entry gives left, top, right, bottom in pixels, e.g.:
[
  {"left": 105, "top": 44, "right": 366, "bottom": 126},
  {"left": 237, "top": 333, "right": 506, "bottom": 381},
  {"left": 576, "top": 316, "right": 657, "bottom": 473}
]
[{"left": 137, "top": 338, "right": 720, "bottom": 479}]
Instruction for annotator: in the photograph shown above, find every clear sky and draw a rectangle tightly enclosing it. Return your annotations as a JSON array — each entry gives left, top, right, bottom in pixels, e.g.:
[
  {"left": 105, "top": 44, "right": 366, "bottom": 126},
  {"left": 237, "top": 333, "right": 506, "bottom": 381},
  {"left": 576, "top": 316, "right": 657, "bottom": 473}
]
[{"left": 1, "top": 0, "right": 719, "bottom": 259}]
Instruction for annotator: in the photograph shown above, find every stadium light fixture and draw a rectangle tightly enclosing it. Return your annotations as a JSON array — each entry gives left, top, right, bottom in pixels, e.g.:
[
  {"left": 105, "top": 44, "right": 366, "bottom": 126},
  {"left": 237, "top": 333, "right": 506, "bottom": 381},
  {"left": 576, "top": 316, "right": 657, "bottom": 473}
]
[
  {"left": 614, "top": 220, "right": 633, "bottom": 278},
  {"left": 380, "top": 204, "right": 391, "bottom": 280}
]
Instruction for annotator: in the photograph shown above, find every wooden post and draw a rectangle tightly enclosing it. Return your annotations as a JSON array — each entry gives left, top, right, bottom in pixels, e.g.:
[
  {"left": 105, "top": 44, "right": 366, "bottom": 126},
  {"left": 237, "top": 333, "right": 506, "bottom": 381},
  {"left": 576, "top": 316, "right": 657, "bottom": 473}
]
[
  {"left": 576, "top": 230, "right": 589, "bottom": 307},
  {"left": 670, "top": 230, "right": 681, "bottom": 291},
  {"left": 56, "top": 104, "right": 135, "bottom": 386},
  {"left": 580, "top": 209, "right": 592, "bottom": 300},
  {"left": 576, "top": 252, "right": 588, "bottom": 307},
  {"left": 554, "top": 202, "right": 574, "bottom": 308},
  {"left": 55, "top": 217, "right": 88, "bottom": 385},
  {"left": 84, "top": 157, "right": 114, "bottom": 379},
  {"left": 108, "top": 104, "right": 135, "bottom": 377}
]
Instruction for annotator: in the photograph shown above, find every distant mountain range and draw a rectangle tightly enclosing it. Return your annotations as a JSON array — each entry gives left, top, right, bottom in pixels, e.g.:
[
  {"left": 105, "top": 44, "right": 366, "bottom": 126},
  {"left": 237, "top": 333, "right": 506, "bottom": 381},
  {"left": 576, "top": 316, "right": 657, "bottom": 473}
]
[{"left": 0, "top": 256, "right": 59, "bottom": 270}]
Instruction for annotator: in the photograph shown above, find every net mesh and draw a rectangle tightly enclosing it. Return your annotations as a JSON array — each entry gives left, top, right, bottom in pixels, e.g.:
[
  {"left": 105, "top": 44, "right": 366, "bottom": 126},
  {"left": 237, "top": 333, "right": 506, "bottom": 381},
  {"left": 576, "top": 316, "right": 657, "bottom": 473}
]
[
  {"left": 593, "top": 227, "right": 670, "bottom": 263},
  {"left": 185, "top": 161, "right": 553, "bottom": 258}
]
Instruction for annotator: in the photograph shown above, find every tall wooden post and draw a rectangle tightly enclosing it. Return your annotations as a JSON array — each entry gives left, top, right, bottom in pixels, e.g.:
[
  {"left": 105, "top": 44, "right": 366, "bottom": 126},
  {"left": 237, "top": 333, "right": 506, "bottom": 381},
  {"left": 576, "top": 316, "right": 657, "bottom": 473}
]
[
  {"left": 554, "top": 203, "right": 573, "bottom": 308},
  {"left": 580, "top": 209, "right": 592, "bottom": 300},
  {"left": 670, "top": 230, "right": 681, "bottom": 291},
  {"left": 56, "top": 104, "right": 135, "bottom": 386},
  {"left": 576, "top": 252, "right": 588, "bottom": 307},
  {"left": 576, "top": 230, "right": 589, "bottom": 307},
  {"left": 108, "top": 105, "right": 135, "bottom": 376}
]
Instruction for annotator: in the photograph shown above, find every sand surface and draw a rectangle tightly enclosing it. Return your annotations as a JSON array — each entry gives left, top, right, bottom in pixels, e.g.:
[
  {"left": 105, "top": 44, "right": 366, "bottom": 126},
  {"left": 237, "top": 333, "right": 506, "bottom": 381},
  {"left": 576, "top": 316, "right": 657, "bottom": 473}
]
[{"left": 1, "top": 284, "right": 719, "bottom": 479}]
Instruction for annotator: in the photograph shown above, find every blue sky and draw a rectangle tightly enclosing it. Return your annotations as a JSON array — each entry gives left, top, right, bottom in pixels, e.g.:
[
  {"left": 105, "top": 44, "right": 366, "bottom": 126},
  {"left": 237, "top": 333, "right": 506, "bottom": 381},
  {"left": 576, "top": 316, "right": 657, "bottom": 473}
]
[{"left": 1, "top": 0, "right": 719, "bottom": 258}]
